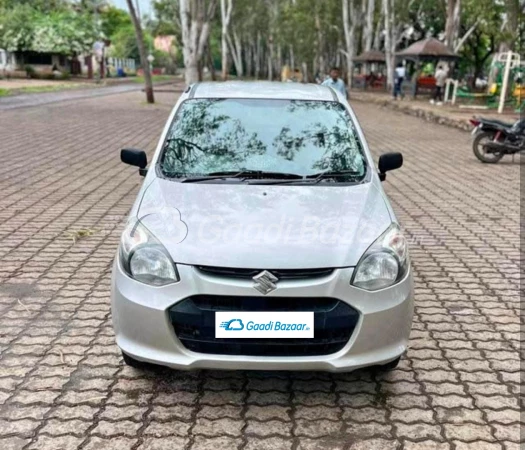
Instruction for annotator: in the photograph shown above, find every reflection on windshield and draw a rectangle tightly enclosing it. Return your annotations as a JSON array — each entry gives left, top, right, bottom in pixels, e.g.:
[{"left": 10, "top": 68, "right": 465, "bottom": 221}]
[{"left": 160, "top": 99, "right": 366, "bottom": 180}]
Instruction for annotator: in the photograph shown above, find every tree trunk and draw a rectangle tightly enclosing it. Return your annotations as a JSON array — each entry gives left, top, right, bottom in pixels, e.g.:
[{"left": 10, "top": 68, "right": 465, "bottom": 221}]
[
  {"left": 255, "top": 32, "right": 261, "bottom": 79},
  {"left": 499, "top": 0, "right": 520, "bottom": 51},
  {"left": 125, "top": 0, "right": 154, "bottom": 103},
  {"left": 220, "top": 0, "right": 233, "bottom": 80},
  {"left": 373, "top": 9, "right": 383, "bottom": 50},
  {"left": 290, "top": 45, "right": 295, "bottom": 71},
  {"left": 179, "top": 0, "right": 197, "bottom": 84},
  {"left": 314, "top": 4, "right": 325, "bottom": 76},
  {"left": 454, "top": 19, "right": 479, "bottom": 53},
  {"left": 179, "top": 0, "right": 217, "bottom": 85},
  {"left": 363, "top": 0, "right": 375, "bottom": 52},
  {"left": 265, "top": 0, "right": 278, "bottom": 80},
  {"left": 277, "top": 43, "right": 282, "bottom": 74},
  {"left": 383, "top": 0, "right": 395, "bottom": 89},
  {"left": 227, "top": 30, "right": 244, "bottom": 77},
  {"left": 207, "top": 37, "right": 216, "bottom": 81},
  {"left": 268, "top": 35, "right": 274, "bottom": 80},
  {"left": 198, "top": 58, "right": 204, "bottom": 81},
  {"left": 444, "top": 0, "right": 461, "bottom": 50},
  {"left": 301, "top": 61, "right": 308, "bottom": 83},
  {"left": 342, "top": 0, "right": 357, "bottom": 87},
  {"left": 245, "top": 40, "right": 253, "bottom": 78}
]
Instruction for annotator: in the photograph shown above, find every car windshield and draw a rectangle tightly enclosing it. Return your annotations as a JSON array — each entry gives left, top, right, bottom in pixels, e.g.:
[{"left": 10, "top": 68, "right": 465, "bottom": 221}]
[{"left": 160, "top": 98, "right": 367, "bottom": 182}]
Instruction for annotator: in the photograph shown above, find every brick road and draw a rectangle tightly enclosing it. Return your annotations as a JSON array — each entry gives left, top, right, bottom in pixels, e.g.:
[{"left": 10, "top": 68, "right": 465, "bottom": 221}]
[{"left": 0, "top": 90, "right": 521, "bottom": 450}]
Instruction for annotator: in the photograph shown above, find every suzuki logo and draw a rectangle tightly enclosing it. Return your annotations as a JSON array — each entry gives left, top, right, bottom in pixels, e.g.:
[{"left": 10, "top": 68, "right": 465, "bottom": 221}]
[{"left": 253, "top": 270, "right": 278, "bottom": 295}]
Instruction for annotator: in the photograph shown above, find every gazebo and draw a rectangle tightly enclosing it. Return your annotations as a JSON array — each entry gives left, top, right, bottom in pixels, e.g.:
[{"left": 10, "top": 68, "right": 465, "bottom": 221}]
[
  {"left": 353, "top": 50, "right": 387, "bottom": 90},
  {"left": 354, "top": 50, "right": 386, "bottom": 64},
  {"left": 396, "top": 37, "right": 459, "bottom": 97},
  {"left": 396, "top": 37, "right": 459, "bottom": 61}
]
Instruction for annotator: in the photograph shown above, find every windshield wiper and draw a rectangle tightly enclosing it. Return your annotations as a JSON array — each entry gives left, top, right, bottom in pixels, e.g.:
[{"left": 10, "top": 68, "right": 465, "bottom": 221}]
[
  {"left": 208, "top": 170, "right": 303, "bottom": 179},
  {"left": 177, "top": 170, "right": 303, "bottom": 183},
  {"left": 254, "top": 169, "right": 365, "bottom": 185},
  {"left": 306, "top": 169, "right": 364, "bottom": 183}
]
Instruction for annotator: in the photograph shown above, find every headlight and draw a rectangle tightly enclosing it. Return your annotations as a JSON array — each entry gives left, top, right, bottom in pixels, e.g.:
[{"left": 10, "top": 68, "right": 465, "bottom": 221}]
[
  {"left": 119, "top": 219, "right": 179, "bottom": 286},
  {"left": 352, "top": 223, "right": 409, "bottom": 291}
]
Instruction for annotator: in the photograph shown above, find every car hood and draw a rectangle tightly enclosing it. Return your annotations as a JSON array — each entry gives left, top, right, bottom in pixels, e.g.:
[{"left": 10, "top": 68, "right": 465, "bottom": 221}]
[{"left": 137, "top": 178, "right": 392, "bottom": 269}]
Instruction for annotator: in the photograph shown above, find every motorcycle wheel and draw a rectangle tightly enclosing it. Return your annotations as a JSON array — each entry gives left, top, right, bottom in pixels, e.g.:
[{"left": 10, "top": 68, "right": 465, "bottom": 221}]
[{"left": 473, "top": 131, "right": 504, "bottom": 163}]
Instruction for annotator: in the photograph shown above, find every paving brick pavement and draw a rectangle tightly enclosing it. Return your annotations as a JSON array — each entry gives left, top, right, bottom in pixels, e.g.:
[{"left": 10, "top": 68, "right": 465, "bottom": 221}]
[{"left": 0, "top": 90, "right": 521, "bottom": 450}]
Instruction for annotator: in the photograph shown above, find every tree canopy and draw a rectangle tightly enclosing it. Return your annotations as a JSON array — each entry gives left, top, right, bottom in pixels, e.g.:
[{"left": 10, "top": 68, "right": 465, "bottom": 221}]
[
  {"left": 0, "top": 4, "right": 100, "bottom": 54},
  {"left": 0, "top": 0, "right": 522, "bottom": 82}
]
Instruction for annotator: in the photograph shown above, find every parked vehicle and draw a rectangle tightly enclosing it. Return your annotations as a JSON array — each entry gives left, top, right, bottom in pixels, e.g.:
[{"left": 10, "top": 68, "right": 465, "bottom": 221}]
[
  {"left": 470, "top": 117, "right": 525, "bottom": 163},
  {"left": 112, "top": 81, "right": 413, "bottom": 373}
]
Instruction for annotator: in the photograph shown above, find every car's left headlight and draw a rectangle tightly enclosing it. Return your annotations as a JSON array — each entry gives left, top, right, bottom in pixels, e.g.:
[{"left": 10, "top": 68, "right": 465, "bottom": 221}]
[
  {"left": 351, "top": 223, "right": 409, "bottom": 291},
  {"left": 119, "top": 219, "right": 179, "bottom": 286}
]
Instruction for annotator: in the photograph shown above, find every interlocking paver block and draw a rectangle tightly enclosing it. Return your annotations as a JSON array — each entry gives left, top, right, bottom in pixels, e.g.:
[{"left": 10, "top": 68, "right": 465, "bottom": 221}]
[{"left": 0, "top": 90, "right": 520, "bottom": 448}]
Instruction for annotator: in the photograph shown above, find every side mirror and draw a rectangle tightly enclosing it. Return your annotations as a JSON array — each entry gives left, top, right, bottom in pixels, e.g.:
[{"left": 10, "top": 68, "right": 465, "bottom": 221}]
[
  {"left": 378, "top": 152, "right": 403, "bottom": 181},
  {"left": 121, "top": 148, "right": 148, "bottom": 176}
]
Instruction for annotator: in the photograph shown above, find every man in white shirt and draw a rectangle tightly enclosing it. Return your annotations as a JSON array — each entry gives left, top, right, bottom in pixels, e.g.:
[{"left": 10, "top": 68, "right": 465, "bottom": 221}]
[
  {"left": 394, "top": 63, "right": 406, "bottom": 99},
  {"left": 430, "top": 65, "right": 448, "bottom": 105},
  {"left": 322, "top": 67, "right": 348, "bottom": 99}
]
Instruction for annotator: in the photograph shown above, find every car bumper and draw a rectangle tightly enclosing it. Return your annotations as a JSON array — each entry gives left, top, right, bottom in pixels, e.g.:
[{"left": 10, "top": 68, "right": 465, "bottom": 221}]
[{"left": 111, "top": 259, "right": 414, "bottom": 372}]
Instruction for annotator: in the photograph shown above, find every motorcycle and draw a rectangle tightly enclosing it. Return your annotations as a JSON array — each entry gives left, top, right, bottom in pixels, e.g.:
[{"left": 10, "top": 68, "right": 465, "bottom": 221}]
[{"left": 470, "top": 117, "right": 525, "bottom": 163}]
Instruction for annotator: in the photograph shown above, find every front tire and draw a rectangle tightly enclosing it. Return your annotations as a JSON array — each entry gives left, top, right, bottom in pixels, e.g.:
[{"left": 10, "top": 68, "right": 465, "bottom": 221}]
[
  {"left": 122, "top": 351, "right": 145, "bottom": 369},
  {"left": 473, "top": 131, "right": 504, "bottom": 163},
  {"left": 373, "top": 356, "right": 401, "bottom": 372}
]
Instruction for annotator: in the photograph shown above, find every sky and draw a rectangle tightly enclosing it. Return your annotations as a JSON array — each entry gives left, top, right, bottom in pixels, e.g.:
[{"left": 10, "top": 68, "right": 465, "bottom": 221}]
[{"left": 112, "top": 0, "right": 152, "bottom": 16}]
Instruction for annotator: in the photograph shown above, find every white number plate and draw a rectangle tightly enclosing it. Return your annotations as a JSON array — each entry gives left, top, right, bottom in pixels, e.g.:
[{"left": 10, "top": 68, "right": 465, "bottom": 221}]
[{"left": 215, "top": 311, "right": 314, "bottom": 338}]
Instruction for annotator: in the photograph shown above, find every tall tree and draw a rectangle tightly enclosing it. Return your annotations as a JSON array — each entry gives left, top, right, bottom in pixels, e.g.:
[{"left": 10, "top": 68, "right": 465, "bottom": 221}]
[
  {"left": 342, "top": 0, "right": 357, "bottom": 86},
  {"left": 383, "top": 0, "right": 394, "bottom": 89},
  {"left": 125, "top": 0, "right": 154, "bottom": 103},
  {"left": 220, "top": 0, "right": 233, "bottom": 79},
  {"left": 264, "top": 0, "right": 279, "bottom": 80},
  {"left": 179, "top": 0, "right": 217, "bottom": 84},
  {"left": 444, "top": 0, "right": 461, "bottom": 50},
  {"left": 499, "top": 0, "right": 522, "bottom": 51},
  {"left": 362, "top": 0, "right": 375, "bottom": 52}
]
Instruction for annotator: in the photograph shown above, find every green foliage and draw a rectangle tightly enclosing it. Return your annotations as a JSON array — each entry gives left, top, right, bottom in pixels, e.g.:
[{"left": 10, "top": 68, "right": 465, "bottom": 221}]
[
  {"left": 25, "top": 65, "right": 36, "bottom": 78},
  {"left": 0, "top": 0, "right": 520, "bottom": 79},
  {"left": 0, "top": 4, "right": 100, "bottom": 54},
  {"left": 150, "top": 0, "right": 180, "bottom": 37},
  {"left": 457, "top": 0, "right": 506, "bottom": 80},
  {"left": 109, "top": 24, "right": 153, "bottom": 61},
  {"left": 0, "top": 0, "right": 69, "bottom": 11},
  {"left": 99, "top": 6, "right": 132, "bottom": 39}
]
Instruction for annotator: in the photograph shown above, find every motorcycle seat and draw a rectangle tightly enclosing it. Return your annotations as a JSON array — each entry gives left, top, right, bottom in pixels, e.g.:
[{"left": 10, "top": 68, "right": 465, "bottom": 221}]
[{"left": 480, "top": 118, "right": 514, "bottom": 129}]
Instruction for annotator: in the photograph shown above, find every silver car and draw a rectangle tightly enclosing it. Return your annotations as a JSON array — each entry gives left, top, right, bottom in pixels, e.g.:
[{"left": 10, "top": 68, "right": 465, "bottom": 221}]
[{"left": 112, "top": 81, "right": 413, "bottom": 372}]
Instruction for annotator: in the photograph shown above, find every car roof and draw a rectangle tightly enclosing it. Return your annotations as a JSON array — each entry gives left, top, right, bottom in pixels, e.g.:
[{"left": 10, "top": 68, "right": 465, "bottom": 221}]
[{"left": 191, "top": 81, "right": 337, "bottom": 101}]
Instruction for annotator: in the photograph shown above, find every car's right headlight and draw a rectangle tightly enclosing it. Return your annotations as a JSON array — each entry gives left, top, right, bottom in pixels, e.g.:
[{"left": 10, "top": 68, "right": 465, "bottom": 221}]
[
  {"left": 351, "top": 223, "right": 409, "bottom": 291},
  {"left": 119, "top": 219, "right": 179, "bottom": 286}
]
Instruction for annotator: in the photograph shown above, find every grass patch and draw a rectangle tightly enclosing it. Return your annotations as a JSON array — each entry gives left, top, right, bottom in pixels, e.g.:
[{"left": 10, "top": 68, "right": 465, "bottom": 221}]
[
  {"left": 0, "top": 83, "right": 83, "bottom": 97},
  {"left": 132, "top": 74, "right": 175, "bottom": 84},
  {"left": 18, "top": 84, "right": 82, "bottom": 94},
  {"left": 65, "top": 228, "right": 99, "bottom": 244}
]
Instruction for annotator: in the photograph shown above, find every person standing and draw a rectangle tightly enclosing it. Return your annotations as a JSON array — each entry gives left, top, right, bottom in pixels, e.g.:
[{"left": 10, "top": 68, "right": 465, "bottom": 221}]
[
  {"left": 393, "top": 63, "right": 406, "bottom": 99},
  {"left": 430, "top": 65, "right": 448, "bottom": 105},
  {"left": 322, "top": 67, "right": 348, "bottom": 99}
]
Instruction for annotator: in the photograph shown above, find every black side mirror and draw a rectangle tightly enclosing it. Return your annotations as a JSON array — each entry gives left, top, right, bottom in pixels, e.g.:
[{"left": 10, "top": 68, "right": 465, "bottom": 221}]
[
  {"left": 121, "top": 148, "right": 148, "bottom": 176},
  {"left": 378, "top": 152, "right": 403, "bottom": 181}
]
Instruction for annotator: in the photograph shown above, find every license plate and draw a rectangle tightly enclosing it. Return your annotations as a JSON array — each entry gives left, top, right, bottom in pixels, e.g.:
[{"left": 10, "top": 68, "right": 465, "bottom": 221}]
[{"left": 215, "top": 311, "right": 314, "bottom": 338}]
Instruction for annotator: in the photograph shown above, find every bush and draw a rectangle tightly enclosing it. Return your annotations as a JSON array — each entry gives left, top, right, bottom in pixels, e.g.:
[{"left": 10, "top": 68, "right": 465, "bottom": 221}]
[
  {"left": 152, "top": 49, "right": 180, "bottom": 74},
  {"left": 25, "top": 65, "right": 36, "bottom": 78}
]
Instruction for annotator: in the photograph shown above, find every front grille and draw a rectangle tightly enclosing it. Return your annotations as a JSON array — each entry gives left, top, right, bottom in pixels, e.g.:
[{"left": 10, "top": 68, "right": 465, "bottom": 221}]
[
  {"left": 195, "top": 266, "right": 334, "bottom": 280},
  {"left": 169, "top": 295, "right": 359, "bottom": 357}
]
